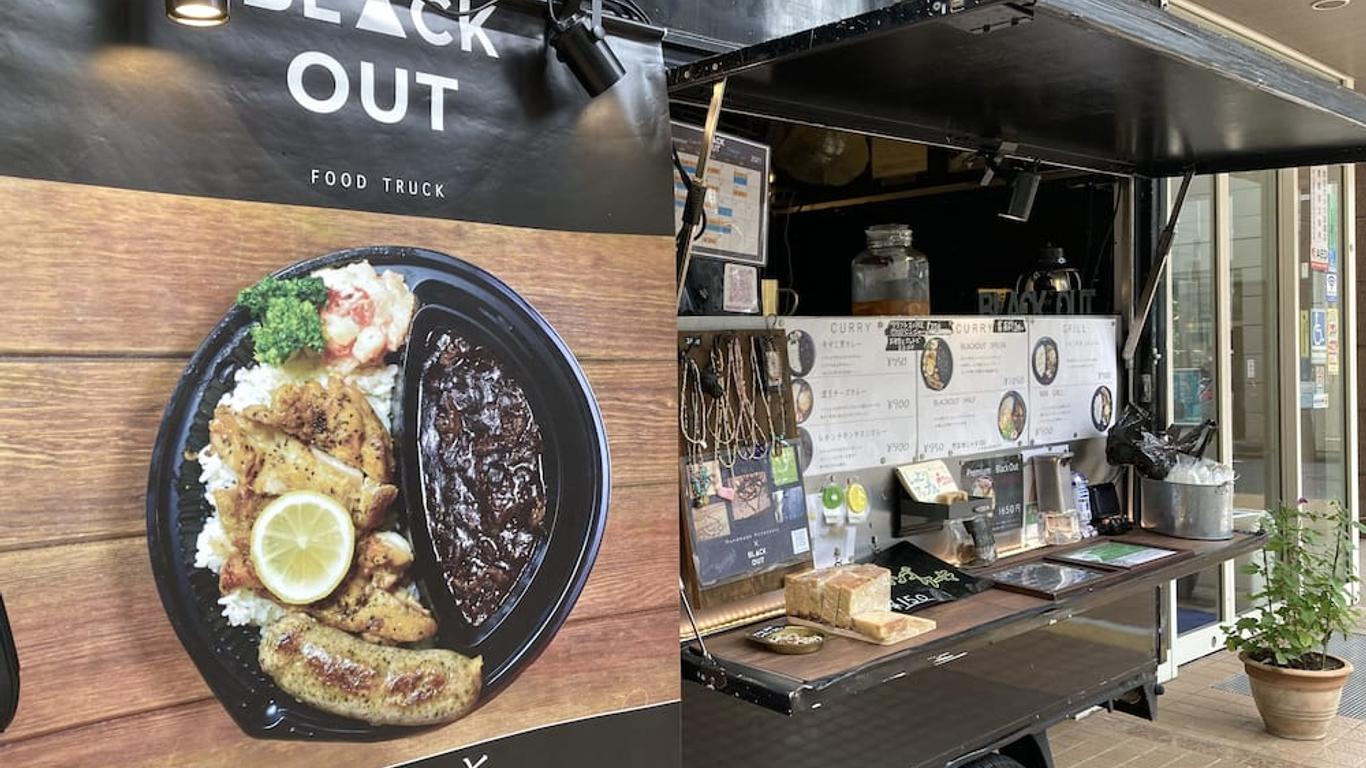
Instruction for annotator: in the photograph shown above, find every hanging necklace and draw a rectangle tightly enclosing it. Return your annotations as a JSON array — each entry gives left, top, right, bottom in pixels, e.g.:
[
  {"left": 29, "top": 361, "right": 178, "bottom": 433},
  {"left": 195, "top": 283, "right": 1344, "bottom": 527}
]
[
  {"left": 709, "top": 341, "right": 739, "bottom": 468},
  {"left": 679, "top": 355, "right": 709, "bottom": 465},
  {"left": 730, "top": 335, "right": 765, "bottom": 460},
  {"left": 751, "top": 335, "right": 779, "bottom": 448}
]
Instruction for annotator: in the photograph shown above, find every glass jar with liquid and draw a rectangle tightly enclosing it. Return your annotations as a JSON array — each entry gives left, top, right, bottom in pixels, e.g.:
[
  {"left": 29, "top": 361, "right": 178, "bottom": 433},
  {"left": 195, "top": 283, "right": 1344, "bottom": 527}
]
[{"left": 851, "top": 224, "right": 930, "bottom": 315}]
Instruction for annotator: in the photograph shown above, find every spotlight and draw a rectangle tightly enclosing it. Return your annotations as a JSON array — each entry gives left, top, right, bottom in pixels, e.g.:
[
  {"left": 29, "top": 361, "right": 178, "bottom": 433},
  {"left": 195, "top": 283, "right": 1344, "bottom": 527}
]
[
  {"left": 166, "top": 0, "right": 229, "bottom": 26},
  {"left": 999, "top": 170, "right": 1040, "bottom": 223},
  {"left": 548, "top": 0, "right": 626, "bottom": 96}
]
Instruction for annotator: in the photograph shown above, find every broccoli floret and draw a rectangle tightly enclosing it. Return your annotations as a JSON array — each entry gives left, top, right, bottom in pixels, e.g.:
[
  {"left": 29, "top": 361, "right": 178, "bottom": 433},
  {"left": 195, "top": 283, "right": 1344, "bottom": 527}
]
[
  {"left": 237, "top": 276, "right": 329, "bottom": 318},
  {"left": 249, "top": 295, "right": 325, "bottom": 366}
]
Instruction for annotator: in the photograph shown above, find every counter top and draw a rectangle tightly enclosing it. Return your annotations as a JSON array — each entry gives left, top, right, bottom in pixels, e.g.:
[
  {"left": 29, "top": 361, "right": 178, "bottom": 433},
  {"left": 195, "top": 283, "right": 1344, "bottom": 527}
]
[{"left": 683, "top": 529, "right": 1267, "bottom": 714}]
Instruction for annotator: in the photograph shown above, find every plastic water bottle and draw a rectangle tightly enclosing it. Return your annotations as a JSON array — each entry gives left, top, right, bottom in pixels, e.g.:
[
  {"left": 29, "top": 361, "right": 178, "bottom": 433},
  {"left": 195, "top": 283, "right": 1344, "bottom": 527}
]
[{"left": 1073, "top": 472, "right": 1096, "bottom": 537}]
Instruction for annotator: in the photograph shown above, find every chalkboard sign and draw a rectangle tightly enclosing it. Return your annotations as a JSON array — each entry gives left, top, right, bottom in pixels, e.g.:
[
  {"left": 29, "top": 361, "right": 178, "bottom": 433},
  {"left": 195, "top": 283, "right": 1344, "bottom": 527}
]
[
  {"left": 961, "top": 454, "right": 1025, "bottom": 534},
  {"left": 682, "top": 446, "right": 811, "bottom": 588}
]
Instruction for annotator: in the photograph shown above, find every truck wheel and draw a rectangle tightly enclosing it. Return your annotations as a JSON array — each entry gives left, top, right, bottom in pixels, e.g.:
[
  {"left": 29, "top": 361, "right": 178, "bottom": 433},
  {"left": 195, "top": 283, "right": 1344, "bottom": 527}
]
[{"left": 964, "top": 755, "right": 1026, "bottom": 768}]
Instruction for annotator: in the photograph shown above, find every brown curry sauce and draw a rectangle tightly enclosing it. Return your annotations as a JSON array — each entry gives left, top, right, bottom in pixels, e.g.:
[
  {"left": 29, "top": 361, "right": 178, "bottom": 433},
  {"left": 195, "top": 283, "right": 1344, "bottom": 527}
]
[{"left": 418, "top": 331, "right": 547, "bottom": 627}]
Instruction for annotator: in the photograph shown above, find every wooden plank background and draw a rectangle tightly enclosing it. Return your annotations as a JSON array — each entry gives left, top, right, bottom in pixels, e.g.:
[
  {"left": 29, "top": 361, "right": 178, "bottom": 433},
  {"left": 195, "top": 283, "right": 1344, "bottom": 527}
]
[{"left": 0, "top": 176, "right": 679, "bottom": 766}]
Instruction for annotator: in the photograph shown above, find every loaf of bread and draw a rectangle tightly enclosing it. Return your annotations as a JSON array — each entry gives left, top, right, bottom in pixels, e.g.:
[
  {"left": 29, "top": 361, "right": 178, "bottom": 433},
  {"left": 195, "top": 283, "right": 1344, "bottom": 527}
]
[
  {"left": 851, "top": 610, "right": 936, "bottom": 643},
  {"left": 785, "top": 564, "right": 891, "bottom": 629}
]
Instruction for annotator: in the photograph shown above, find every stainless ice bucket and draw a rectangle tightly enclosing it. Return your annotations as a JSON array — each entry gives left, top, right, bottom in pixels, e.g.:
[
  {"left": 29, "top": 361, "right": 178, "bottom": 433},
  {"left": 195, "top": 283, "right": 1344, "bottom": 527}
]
[{"left": 1139, "top": 477, "right": 1233, "bottom": 540}]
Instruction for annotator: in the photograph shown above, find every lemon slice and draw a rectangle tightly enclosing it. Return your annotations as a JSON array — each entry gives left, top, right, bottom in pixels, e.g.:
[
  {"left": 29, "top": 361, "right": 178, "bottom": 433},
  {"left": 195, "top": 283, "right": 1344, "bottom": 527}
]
[
  {"left": 250, "top": 491, "right": 355, "bottom": 605},
  {"left": 847, "top": 482, "right": 869, "bottom": 514}
]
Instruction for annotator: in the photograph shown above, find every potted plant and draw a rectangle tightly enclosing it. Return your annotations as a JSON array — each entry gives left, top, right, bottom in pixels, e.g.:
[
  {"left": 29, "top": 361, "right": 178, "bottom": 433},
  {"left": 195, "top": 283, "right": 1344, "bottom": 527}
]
[{"left": 1224, "top": 500, "right": 1364, "bottom": 740}]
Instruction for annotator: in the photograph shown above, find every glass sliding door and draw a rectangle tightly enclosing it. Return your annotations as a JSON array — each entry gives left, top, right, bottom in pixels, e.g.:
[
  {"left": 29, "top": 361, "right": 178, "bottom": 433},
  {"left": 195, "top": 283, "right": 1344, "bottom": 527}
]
[
  {"left": 1228, "top": 171, "right": 1280, "bottom": 512},
  {"left": 1165, "top": 175, "right": 1229, "bottom": 663},
  {"left": 1168, "top": 176, "right": 1218, "bottom": 438},
  {"left": 1296, "top": 166, "right": 1350, "bottom": 510},
  {"left": 1160, "top": 166, "right": 1358, "bottom": 679}
]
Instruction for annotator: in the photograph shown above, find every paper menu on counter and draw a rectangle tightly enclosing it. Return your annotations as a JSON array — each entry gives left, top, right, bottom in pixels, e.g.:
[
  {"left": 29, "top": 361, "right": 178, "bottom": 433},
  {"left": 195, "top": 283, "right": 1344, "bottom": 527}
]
[
  {"left": 1026, "top": 317, "right": 1120, "bottom": 443},
  {"left": 911, "top": 318, "right": 1031, "bottom": 456},
  {"left": 1049, "top": 541, "right": 1180, "bottom": 570}
]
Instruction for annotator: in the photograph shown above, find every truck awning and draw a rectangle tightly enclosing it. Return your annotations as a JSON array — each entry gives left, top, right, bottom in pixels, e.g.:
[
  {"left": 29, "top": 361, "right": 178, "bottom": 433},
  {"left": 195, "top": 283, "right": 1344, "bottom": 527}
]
[{"left": 667, "top": 0, "right": 1366, "bottom": 176}]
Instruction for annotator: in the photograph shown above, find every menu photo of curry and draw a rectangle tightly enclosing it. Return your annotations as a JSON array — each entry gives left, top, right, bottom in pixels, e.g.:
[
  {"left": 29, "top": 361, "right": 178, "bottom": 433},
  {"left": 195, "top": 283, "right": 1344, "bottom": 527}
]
[
  {"left": 997, "top": 390, "right": 1028, "bottom": 441},
  {"left": 920, "top": 336, "right": 953, "bottom": 391}
]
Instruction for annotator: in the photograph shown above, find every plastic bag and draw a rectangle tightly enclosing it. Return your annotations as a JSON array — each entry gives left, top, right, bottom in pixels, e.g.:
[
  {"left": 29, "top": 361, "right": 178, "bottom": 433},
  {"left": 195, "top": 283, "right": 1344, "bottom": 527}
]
[
  {"left": 1166, "top": 454, "right": 1235, "bottom": 486},
  {"left": 1105, "top": 405, "right": 1177, "bottom": 479},
  {"left": 1168, "top": 419, "right": 1217, "bottom": 459},
  {"left": 1106, "top": 405, "right": 1226, "bottom": 481}
]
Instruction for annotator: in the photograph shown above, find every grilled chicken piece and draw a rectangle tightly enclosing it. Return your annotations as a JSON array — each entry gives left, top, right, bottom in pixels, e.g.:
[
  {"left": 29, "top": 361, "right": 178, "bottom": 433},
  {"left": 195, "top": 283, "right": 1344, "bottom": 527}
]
[
  {"left": 260, "top": 613, "right": 481, "bottom": 726},
  {"left": 212, "top": 484, "right": 270, "bottom": 546},
  {"left": 209, "top": 408, "right": 395, "bottom": 532},
  {"left": 307, "top": 567, "right": 437, "bottom": 645},
  {"left": 244, "top": 377, "right": 393, "bottom": 483},
  {"left": 219, "top": 553, "right": 264, "bottom": 593},
  {"left": 356, "top": 531, "right": 415, "bottom": 591},
  {"left": 220, "top": 532, "right": 417, "bottom": 611}
]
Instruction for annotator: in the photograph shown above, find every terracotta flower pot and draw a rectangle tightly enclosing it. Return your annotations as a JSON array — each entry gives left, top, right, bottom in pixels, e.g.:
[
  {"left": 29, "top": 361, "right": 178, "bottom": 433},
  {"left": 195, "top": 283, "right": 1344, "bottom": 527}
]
[{"left": 1241, "top": 651, "right": 1353, "bottom": 740}]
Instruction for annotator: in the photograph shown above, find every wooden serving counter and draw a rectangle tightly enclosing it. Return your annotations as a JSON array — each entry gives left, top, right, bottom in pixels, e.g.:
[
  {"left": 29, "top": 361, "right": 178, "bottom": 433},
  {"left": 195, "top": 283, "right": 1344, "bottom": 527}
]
[{"left": 681, "top": 530, "right": 1266, "bottom": 768}]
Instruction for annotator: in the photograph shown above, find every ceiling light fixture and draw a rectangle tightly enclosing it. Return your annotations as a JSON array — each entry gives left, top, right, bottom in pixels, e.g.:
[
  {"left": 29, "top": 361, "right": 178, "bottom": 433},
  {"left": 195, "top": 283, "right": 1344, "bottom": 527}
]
[
  {"left": 979, "top": 145, "right": 1040, "bottom": 223},
  {"left": 1000, "top": 169, "right": 1041, "bottom": 223},
  {"left": 1311, "top": 0, "right": 1350, "bottom": 10},
  {"left": 548, "top": 0, "right": 626, "bottom": 96},
  {"left": 166, "top": 0, "right": 230, "bottom": 26}
]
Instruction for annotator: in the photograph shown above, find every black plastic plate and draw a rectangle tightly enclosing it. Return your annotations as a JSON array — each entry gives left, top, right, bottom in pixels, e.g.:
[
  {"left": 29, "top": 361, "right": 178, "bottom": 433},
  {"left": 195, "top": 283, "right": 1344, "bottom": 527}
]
[{"left": 145, "top": 246, "right": 610, "bottom": 740}]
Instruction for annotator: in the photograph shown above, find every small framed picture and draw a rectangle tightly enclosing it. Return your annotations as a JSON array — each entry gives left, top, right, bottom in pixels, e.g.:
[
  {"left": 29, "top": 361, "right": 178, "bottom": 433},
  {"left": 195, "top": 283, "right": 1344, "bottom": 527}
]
[{"left": 987, "top": 560, "right": 1110, "bottom": 600}]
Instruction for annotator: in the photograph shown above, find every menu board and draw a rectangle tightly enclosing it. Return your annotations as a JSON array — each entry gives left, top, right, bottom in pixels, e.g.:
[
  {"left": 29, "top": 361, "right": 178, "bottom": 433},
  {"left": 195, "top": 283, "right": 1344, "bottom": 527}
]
[
  {"left": 785, "top": 318, "right": 920, "bottom": 475},
  {"left": 912, "top": 318, "right": 1030, "bottom": 456},
  {"left": 1026, "top": 317, "right": 1120, "bottom": 444},
  {"left": 785, "top": 316, "right": 1119, "bottom": 475}
]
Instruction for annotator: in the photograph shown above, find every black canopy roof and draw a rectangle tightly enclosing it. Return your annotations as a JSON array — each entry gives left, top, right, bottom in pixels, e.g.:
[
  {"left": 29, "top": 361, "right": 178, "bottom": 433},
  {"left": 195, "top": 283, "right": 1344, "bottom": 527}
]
[{"left": 668, "top": 0, "right": 1366, "bottom": 176}]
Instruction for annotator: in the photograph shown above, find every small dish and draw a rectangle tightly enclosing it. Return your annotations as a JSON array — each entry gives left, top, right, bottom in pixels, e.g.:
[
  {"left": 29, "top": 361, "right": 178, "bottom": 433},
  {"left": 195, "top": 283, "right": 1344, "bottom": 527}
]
[{"left": 748, "top": 624, "right": 825, "bottom": 655}]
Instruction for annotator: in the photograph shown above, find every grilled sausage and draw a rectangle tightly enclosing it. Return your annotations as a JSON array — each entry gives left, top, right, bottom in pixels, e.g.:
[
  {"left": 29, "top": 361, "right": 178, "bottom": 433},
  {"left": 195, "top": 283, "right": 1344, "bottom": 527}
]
[{"left": 260, "top": 613, "right": 481, "bottom": 726}]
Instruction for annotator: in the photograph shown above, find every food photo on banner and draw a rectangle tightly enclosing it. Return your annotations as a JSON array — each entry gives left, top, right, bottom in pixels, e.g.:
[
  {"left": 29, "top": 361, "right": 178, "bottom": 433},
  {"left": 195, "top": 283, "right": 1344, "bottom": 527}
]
[{"left": 0, "top": 2, "right": 679, "bottom": 766}]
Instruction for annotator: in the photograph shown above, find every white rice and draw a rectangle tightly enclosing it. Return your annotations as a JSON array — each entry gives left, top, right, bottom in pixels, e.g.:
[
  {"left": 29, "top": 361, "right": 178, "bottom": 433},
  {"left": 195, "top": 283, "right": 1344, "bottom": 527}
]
[
  {"left": 219, "top": 588, "right": 288, "bottom": 628},
  {"left": 192, "top": 360, "right": 401, "bottom": 627},
  {"left": 193, "top": 515, "right": 234, "bottom": 574},
  {"left": 217, "top": 361, "right": 399, "bottom": 430}
]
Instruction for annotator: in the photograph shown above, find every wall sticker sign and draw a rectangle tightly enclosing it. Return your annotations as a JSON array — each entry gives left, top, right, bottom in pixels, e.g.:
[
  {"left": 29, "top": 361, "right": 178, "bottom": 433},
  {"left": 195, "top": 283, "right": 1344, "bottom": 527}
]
[{"left": 244, "top": 0, "right": 497, "bottom": 131}]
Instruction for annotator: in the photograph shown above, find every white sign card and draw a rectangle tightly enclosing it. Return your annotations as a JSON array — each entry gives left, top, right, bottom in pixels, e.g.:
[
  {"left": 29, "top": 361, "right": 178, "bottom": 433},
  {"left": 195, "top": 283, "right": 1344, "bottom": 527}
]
[
  {"left": 785, "top": 316, "right": 1121, "bottom": 476},
  {"left": 1026, "top": 317, "right": 1120, "bottom": 444},
  {"left": 911, "top": 318, "right": 1031, "bottom": 457},
  {"left": 784, "top": 318, "right": 919, "bottom": 476}
]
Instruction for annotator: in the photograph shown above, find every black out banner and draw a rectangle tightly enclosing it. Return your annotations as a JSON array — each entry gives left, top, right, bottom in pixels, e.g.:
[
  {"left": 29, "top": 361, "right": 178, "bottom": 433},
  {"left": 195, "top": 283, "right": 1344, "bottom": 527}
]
[{"left": 0, "top": 1, "right": 672, "bottom": 233}]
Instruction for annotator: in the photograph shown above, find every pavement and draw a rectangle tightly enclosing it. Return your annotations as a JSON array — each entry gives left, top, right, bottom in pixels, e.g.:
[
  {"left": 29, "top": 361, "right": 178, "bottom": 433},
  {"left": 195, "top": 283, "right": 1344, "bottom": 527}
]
[{"left": 1053, "top": 620, "right": 1366, "bottom": 768}]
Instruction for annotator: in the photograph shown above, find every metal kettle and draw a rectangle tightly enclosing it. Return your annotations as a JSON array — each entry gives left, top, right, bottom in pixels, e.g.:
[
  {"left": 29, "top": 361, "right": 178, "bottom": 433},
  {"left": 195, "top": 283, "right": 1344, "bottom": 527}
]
[{"left": 1015, "top": 245, "right": 1082, "bottom": 295}]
